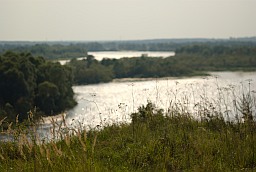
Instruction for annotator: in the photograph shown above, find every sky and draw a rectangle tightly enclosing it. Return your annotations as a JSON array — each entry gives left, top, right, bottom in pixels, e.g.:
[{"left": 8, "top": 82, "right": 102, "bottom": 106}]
[{"left": 1, "top": 0, "right": 256, "bottom": 41}]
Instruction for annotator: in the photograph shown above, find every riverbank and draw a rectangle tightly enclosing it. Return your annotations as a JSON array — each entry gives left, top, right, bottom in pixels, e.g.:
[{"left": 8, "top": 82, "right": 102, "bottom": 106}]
[
  {"left": 1, "top": 70, "right": 256, "bottom": 170},
  {"left": 0, "top": 102, "right": 255, "bottom": 171},
  {"left": 112, "top": 72, "right": 209, "bottom": 83}
]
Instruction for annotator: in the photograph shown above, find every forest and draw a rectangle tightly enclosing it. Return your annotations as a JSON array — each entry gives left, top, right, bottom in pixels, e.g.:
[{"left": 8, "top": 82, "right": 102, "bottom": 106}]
[
  {"left": 0, "top": 51, "right": 76, "bottom": 123},
  {"left": 0, "top": 43, "right": 87, "bottom": 59},
  {"left": 69, "top": 44, "right": 256, "bottom": 84}
]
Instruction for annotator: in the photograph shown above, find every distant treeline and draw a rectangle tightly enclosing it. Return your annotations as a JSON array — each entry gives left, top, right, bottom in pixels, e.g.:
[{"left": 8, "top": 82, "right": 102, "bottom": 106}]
[
  {"left": 0, "top": 44, "right": 87, "bottom": 59},
  {"left": 1, "top": 37, "right": 256, "bottom": 59},
  {"left": 68, "top": 44, "right": 256, "bottom": 85},
  {"left": 173, "top": 45, "right": 256, "bottom": 71},
  {"left": 176, "top": 44, "right": 256, "bottom": 56},
  {"left": 0, "top": 52, "right": 76, "bottom": 122}
]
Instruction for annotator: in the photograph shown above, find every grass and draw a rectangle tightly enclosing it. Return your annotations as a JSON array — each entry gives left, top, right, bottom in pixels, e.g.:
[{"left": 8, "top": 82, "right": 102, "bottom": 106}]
[{"left": 0, "top": 90, "right": 256, "bottom": 171}]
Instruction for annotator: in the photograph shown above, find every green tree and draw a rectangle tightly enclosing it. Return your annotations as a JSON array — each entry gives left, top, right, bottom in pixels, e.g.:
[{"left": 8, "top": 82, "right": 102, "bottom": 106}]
[
  {"left": 35, "top": 81, "right": 60, "bottom": 114},
  {"left": 0, "top": 52, "right": 76, "bottom": 122}
]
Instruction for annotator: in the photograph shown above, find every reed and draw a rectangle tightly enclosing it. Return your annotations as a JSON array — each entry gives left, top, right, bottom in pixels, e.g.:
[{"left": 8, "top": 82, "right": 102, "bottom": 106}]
[{"left": 0, "top": 82, "right": 255, "bottom": 171}]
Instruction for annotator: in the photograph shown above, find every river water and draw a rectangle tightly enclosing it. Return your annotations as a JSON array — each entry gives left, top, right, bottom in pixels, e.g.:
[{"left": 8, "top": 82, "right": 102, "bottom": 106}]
[
  {"left": 15, "top": 50, "right": 256, "bottom": 139},
  {"left": 87, "top": 51, "right": 175, "bottom": 61},
  {"left": 56, "top": 51, "right": 255, "bottom": 128},
  {"left": 60, "top": 71, "right": 256, "bottom": 130},
  {"left": 58, "top": 51, "right": 175, "bottom": 64},
  {"left": 2, "top": 71, "right": 255, "bottom": 141},
  {"left": 2, "top": 51, "right": 256, "bottom": 141}
]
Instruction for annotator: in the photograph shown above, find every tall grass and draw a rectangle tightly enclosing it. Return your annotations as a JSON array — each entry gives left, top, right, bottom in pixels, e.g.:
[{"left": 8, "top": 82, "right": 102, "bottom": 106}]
[{"left": 0, "top": 82, "right": 256, "bottom": 171}]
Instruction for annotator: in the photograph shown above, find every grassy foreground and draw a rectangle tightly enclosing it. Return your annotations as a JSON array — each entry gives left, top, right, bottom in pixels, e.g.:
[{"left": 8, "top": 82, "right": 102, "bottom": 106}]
[{"left": 0, "top": 101, "right": 256, "bottom": 171}]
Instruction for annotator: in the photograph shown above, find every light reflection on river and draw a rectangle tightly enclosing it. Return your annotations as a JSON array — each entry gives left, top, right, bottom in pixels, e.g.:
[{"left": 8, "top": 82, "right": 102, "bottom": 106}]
[
  {"left": 2, "top": 70, "right": 255, "bottom": 141},
  {"left": 24, "top": 71, "right": 256, "bottom": 141},
  {"left": 88, "top": 51, "right": 175, "bottom": 61},
  {"left": 62, "top": 71, "right": 256, "bottom": 130},
  {"left": 58, "top": 51, "right": 175, "bottom": 64}
]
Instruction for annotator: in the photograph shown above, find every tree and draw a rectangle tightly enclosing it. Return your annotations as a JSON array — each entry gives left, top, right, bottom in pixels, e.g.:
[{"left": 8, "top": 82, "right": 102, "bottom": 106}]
[
  {"left": 0, "top": 52, "right": 76, "bottom": 122},
  {"left": 35, "top": 81, "right": 60, "bottom": 114}
]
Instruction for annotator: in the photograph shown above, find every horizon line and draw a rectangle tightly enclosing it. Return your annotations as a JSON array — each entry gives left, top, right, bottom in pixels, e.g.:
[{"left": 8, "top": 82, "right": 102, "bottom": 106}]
[{"left": 1, "top": 36, "right": 256, "bottom": 43}]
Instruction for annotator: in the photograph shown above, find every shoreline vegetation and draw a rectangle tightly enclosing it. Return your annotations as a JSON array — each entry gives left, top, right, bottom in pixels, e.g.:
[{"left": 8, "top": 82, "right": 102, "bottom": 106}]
[
  {"left": 0, "top": 97, "right": 255, "bottom": 171},
  {"left": 0, "top": 40, "right": 256, "bottom": 170},
  {"left": 68, "top": 45, "right": 256, "bottom": 85}
]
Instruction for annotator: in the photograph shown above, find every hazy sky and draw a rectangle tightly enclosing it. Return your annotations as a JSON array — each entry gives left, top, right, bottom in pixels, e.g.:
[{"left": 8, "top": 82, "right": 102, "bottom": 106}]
[{"left": 1, "top": 0, "right": 256, "bottom": 41}]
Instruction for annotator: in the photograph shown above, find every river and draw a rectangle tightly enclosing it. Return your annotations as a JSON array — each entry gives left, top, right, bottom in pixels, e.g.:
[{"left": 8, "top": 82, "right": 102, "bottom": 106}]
[
  {"left": 3, "top": 51, "right": 256, "bottom": 141},
  {"left": 25, "top": 51, "right": 256, "bottom": 139},
  {"left": 58, "top": 51, "right": 175, "bottom": 64},
  {"left": 60, "top": 71, "right": 256, "bottom": 130},
  {"left": 2, "top": 71, "right": 255, "bottom": 141}
]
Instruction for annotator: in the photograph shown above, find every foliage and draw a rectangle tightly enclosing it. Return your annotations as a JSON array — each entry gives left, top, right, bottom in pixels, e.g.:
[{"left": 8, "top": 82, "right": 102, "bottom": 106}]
[
  {"left": 0, "top": 43, "right": 87, "bottom": 59},
  {"left": 174, "top": 45, "right": 256, "bottom": 71},
  {"left": 102, "top": 45, "right": 256, "bottom": 80},
  {"left": 68, "top": 56, "right": 114, "bottom": 85},
  {"left": 1, "top": 41, "right": 256, "bottom": 85},
  {"left": 0, "top": 52, "right": 76, "bottom": 122},
  {"left": 176, "top": 44, "right": 256, "bottom": 56},
  {"left": 0, "top": 99, "right": 256, "bottom": 171},
  {"left": 100, "top": 56, "right": 194, "bottom": 79},
  {"left": 67, "top": 44, "right": 256, "bottom": 85},
  {"left": 2, "top": 38, "right": 256, "bottom": 54},
  {"left": 1, "top": 43, "right": 256, "bottom": 120}
]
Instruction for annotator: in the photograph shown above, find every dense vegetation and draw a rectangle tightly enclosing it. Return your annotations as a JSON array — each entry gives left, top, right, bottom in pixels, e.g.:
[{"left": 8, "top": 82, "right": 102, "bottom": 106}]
[
  {"left": 0, "top": 52, "right": 76, "bottom": 123},
  {"left": 69, "top": 44, "right": 256, "bottom": 85},
  {"left": 0, "top": 43, "right": 87, "bottom": 59},
  {"left": 173, "top": 44, "right": 256, "bottom": 71},
  {"left": 1, "top": 37, "right": 256, "bottom": 59},
  {"left": 68, "top": 55, "right": 114, "bottom": 85},
  {"left": 0, "top": 100, "right": 255, "bottom": 171}
]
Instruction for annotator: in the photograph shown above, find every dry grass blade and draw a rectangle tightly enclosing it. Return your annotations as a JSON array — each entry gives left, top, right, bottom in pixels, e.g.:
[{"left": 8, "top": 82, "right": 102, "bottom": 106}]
[
  {"left": 78, "top": 129, "right": 86, "bottom": 152},
  {"left": 62, "top": 113, "right": 67, "bottom": 127},
  {"left": 0, "top": 153, "right": 4, "bottom": 160},
  {"left": 51, "top": 141, "right": 62, "bottom": 156},
  {"left": 92, "top": 133, "right": 98, "bottom": 155},
  {"left": 0, "top": 117, "right": 7, "bottom": 126},
  {"left": 64, "top": 134, "right": 70, "bottom": 147}
]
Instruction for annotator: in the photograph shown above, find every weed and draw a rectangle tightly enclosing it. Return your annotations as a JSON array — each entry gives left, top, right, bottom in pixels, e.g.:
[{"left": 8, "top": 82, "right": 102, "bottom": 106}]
[{"left": 0, "top": 81, "right": 256, "bottom": 171}]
